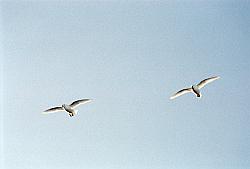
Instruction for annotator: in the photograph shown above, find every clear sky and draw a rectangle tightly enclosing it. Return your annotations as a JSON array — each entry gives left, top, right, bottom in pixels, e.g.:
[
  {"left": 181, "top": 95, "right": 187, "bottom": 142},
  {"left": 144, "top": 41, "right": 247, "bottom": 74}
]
[{"left": 1, "top": 1, "right": 250, "bottom": 169}]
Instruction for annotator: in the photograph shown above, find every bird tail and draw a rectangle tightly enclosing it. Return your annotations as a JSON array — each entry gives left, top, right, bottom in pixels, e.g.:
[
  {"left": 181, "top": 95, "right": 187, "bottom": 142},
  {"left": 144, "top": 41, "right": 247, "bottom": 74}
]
[{"left": 74, "top": 110, "right": 78, "bottom": 115}]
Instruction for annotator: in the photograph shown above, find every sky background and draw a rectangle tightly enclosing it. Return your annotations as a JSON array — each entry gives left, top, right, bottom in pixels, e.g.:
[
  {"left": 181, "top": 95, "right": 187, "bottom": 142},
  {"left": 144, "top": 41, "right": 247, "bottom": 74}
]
[{"left": 1, "top": 1, "right": 250, "bottom": 169}]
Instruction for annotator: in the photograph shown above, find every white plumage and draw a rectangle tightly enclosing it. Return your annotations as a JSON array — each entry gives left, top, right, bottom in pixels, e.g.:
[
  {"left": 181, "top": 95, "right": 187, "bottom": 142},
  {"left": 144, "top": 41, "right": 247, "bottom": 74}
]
[
  {"left": 170, "top": 76, "right": 220, "bottom": 100},
  {"left": 43, "top": 99, "right": 92, "bottom": 117}
]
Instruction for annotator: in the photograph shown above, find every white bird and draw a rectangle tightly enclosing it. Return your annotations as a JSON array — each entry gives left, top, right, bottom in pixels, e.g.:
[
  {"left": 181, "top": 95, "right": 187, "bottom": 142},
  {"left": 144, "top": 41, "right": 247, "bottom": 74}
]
[
  {"left": 42, "top": 99, "right": 92, "bottom": 117},
  {"left": 170, "top": 76, "right": 220, "bottom": 100}
]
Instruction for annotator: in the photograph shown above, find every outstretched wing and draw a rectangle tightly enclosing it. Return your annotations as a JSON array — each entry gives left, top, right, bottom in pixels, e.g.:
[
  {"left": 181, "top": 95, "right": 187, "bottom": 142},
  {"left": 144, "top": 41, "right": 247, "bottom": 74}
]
[
  {"left": 69, "top": 99, "right": 92, "bottom": 108},
  {"left": 197, "top": 76, "right": 220, "bottom": 89},
  {"left": 42, "top": 107, "right": 64, "bottom": 114},
  {"left": 170, "top": 88, "right": 192, "bottom": 100}
]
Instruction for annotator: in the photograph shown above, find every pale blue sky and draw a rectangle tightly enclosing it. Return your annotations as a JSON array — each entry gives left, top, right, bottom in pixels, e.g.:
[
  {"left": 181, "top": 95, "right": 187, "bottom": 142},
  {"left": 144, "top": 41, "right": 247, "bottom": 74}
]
[{"left": 1, "top": 1, "right": 250, "bottom": 169}]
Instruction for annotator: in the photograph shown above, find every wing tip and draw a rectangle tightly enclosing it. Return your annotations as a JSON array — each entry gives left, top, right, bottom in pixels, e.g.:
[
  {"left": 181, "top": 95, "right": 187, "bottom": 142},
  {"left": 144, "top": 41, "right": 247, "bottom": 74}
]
[
  {"left": 81, "top": 98, "right": 92, "bottom": 102},
  {"left": 170, "top": 96, "right": 176, "bottom": 100},
  {"left": 86, "top": 99, "right": 93, "bottom": 103},
  {"left": 210, "top": 76, "right": 220, "bottom": 80}
]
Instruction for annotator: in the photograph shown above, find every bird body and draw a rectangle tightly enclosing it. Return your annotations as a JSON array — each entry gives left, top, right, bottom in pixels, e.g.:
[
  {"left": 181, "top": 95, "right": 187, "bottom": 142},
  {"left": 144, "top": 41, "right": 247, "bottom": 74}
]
[
  {"left": 62, "top": 104, "right": 78, "bottom": 117},
  {"left": 170, "top": 76, "right": 220, "bottom": 100},
  {"left": 192, "top": 85, "right": 201, "bottom": 97},
  {"left": 43, "top": 99, "right": 92, "bottom": 117}
]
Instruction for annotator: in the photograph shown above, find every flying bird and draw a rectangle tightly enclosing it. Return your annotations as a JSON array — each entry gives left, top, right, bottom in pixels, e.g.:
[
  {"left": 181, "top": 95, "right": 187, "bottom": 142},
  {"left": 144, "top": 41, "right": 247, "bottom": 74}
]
[
  {"left": 170, "top": 76, "right": 220, "bottom": 100},
  {"left": 43, "top": 99, "right": 92, "bottom": 117}
]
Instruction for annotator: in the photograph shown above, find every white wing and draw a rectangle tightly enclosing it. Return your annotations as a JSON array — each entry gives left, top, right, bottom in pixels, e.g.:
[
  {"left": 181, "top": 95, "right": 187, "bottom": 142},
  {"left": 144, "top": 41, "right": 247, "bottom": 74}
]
[
  {"left": 197, "top": 76, "right": 220, "bottom": 89},
  {"left": 69, "top": 99, "right": 92, "bottom": 108},
  {"left": 170, "top": 88, "right": 192, "bottom": 100},
  {"left": 42, "top": 106, "right": 64, "bottom": 114}
]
